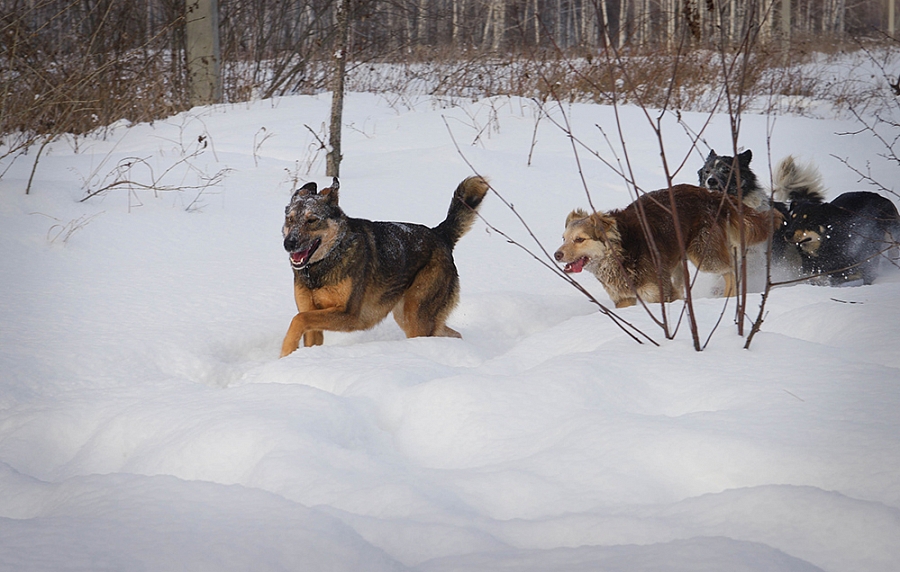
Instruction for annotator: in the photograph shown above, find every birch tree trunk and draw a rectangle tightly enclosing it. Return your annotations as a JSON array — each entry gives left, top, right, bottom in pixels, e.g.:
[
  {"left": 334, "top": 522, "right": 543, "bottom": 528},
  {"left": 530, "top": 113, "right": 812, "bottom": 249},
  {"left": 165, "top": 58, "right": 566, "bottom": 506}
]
[
  {"left": 493, "top": 0, "right": 505, "bottom": 50},
  {"left": 580, "top": 0, "right": 592, "bottom": 47},
  {"left": 618, "top": 0, "right": 629, "bottom": 49},
  {"left": 556, "top": 0, "right": 563, "bottom": 46},
  {"left": 729, "top": 0, "right": 737, "bottom": 42},
  {"left": 452, "top": 0, "right": 460, "bottom": 44},
  {"left": 326, "top": 0, "right": 349, "bottom": 178},
  {"left": 666, "top": 0, "right": 676, "bottom": 48},
  {"left": 417, "top": 0, "right": 428, "bottom": 44},
  {"left": 781, "top": 0, "right": 790, "bottom": 43},
  {"left": 482, "top": 1, "right": 493, "bottom": 48},
  {"left": 758, "top": 0, "right": 773, "bottom": 42},
  {"left": 597, "top": 0, "right": 609, "bottom": 46},
  {"left": 889, "top": 0, "right": 895, "bottom": 38},
  {"left": 185, "top": 0, "right": 221, "bottom": 106}
]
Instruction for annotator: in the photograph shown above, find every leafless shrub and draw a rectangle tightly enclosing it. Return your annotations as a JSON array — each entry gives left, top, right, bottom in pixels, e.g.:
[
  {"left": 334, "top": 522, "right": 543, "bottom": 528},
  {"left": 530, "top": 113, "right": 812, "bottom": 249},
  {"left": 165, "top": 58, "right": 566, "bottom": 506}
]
[
  {"left": 79, "top": 128, "right": 231, "bottom": 212},
  {"left": 29, "top": 211, "right": 104, "bottom": 244}
]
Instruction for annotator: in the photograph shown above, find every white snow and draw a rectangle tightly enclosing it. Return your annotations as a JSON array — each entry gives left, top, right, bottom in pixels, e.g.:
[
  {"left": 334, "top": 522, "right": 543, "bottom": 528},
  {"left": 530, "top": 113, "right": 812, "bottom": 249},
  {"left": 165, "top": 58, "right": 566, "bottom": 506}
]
[{"left": 1, "top": 90, "right": 899, "bottom": 572}]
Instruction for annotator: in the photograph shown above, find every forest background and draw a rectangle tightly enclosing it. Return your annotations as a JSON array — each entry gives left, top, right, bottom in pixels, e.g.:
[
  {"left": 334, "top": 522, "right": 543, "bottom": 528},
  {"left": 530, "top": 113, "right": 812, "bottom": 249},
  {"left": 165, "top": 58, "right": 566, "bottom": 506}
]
[{"left": 1, "top": 0, "right": 897, "bottom": 152}]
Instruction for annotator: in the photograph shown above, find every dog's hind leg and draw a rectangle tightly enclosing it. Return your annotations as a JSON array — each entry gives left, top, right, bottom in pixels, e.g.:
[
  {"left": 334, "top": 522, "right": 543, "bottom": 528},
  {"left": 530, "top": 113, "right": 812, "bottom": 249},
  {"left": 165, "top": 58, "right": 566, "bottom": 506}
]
[
  {"left": 670, "top": 264, "right": 686, "bottom": 301},
  {"left": 435, "top": 324, "right": 462, "bottom": 338},
  {"left": 722, "top": 271, "right": 737, "bottom": 297},
  {"left": 393, "top": 302, "right": 460, "bottom": 338},
  {"left": 395, "top": 254, "right": 462, "bottom": 338}
]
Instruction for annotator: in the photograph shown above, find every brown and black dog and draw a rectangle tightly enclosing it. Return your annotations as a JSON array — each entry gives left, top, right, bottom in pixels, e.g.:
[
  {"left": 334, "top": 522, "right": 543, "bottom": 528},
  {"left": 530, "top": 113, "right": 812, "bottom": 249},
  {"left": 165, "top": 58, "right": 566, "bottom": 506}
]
[
  {"left": 280, "top": 176, "right": 488, "bottom": 357},
  {"left": 554, "top": 184, "right": 780, "bottom": 308},
  {"left": 783, "top": 191, "right": 900, "bottom": 285}
]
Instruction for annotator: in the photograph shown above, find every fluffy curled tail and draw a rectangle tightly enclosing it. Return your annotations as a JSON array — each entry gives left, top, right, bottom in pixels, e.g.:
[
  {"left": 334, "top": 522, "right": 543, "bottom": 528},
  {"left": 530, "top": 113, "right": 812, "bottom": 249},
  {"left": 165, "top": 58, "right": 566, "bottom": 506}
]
[
  {"left": 726, "top": 197, "right": 784, "bottom": 247},
  {"left": 433, "top": 176, "right": 489, "bottom": 246},
  {"left": 773, "top": 155, "right": 825, "bottom": 204}
]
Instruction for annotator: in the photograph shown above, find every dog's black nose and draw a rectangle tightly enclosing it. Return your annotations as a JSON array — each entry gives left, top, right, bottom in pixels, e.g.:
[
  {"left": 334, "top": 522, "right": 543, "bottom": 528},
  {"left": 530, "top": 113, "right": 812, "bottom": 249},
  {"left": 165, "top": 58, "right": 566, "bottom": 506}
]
[
  {"left": 554, "top": 251, "right": 563, "bottom": 261},
  {"left": 284, "top": 235, "right": 297, "bottom": 252},
  {"left": 706, "top": 178, "right": 718, "bottom": 189}
]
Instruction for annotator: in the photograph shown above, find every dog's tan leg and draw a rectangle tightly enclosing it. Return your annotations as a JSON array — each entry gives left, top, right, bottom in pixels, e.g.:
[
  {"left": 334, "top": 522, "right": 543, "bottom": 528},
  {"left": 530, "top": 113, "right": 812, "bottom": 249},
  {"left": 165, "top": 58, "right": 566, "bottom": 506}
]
[
  {"left": 391, "top": 299, "right": 409, "bottom": 333},
  {"left": 396, "top": 254, "right": 460, "bottom": 338},
  {"left": 393, "top": 299, "right": 463, "bottom": 337},
  {"left": 281, "top": 313, "right": 305, "bottom": 357},
  {"left": 288, "top": 305, "right": 386, "bottom": 339},
  {"left": 671, "top": 264, "right": 686, "bottom": 301},
  {"left": 723, "top": 272, "right": 737, "bottom": 297},
  {"left": 303, "top": 331, "right": 324, "bottom": 347},
  {"left": 282, "top": 282, "right": 325, "bottom": 357},
  {"left": 614, "top": 298, "right": 637, "bottom": 308},
  {"left": 436, "top": 325, "right": 462, "bottom": 338}
]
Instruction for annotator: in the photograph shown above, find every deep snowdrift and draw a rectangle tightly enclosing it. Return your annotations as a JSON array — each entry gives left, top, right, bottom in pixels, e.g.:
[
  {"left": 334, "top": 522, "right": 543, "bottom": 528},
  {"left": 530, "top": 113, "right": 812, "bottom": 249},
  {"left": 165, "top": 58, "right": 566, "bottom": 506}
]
[{"left": 1, "top": 93, "right": 898, "bottom": 571}]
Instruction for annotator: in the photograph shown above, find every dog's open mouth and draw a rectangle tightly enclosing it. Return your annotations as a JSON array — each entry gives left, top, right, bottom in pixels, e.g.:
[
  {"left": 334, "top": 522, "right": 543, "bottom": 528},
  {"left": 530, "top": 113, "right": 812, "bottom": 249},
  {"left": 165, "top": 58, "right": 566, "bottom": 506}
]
[
  {"left": 563, "top": 256, "right": 590, "bottom": 273},
  {"left": 289, "top": 238, "right": 321, "bottom": 269}
]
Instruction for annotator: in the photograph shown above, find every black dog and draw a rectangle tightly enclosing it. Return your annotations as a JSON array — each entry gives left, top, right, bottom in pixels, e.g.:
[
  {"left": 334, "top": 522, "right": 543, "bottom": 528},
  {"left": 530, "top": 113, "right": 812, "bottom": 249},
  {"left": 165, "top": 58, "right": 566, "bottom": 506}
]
[{"left": 783, "top": 191, "right": 900, "bottom": 285}]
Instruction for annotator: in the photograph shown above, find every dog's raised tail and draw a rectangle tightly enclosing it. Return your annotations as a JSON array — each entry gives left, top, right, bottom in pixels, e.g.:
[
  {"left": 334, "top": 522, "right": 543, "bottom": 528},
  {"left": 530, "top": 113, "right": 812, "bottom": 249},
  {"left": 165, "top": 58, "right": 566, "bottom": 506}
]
[
  {"left": 773, "top": 155, "right": 825, "bottom": 203},
  {"left": 433, "top": 176, "right": 490, "bottom": 246}
]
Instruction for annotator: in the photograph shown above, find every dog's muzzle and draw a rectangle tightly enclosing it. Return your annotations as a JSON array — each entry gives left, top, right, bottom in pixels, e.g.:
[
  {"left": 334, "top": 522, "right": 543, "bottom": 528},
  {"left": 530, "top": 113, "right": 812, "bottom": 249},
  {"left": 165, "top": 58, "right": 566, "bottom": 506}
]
[
  {"left": 555, "top": 251, "right": 589, "bottom": 273},
  {"left": 286, "top": 237, "right": 321, "bottom": 269}
]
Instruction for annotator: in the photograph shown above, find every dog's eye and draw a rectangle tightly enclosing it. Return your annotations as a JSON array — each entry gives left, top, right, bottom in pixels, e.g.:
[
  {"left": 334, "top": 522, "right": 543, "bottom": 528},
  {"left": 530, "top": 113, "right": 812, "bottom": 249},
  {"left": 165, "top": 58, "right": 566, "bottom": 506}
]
[
  {"left": 306, "top": 217, "right": 318, "bottom": 224},
  {"left": 574, "top": 237, "right": 586, "bottom": 243}
]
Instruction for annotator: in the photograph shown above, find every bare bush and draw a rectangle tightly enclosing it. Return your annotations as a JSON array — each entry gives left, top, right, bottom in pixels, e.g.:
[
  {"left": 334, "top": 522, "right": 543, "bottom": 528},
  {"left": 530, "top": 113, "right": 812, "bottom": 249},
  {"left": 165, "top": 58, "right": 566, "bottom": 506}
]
[{"left": 78, "top": 123, "right": 231, "bottom": 212}]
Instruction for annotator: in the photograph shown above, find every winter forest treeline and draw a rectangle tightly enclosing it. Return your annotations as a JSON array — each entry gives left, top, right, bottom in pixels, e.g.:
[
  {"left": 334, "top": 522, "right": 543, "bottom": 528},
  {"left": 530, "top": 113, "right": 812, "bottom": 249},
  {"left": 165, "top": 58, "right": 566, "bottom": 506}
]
[{"left": 0, "top": 0, "right": 896, "bottom": 140}]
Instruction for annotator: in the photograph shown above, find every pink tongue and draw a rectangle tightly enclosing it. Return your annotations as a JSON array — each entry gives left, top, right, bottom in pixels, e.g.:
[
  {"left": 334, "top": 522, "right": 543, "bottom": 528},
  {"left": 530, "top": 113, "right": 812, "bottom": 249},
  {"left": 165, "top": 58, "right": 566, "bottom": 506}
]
[
  {"left": 565, "top": 257, "right": 587, "bottom": 273},
  {"left": 291, "top": 249, "right": 310, "bottom": 265}
]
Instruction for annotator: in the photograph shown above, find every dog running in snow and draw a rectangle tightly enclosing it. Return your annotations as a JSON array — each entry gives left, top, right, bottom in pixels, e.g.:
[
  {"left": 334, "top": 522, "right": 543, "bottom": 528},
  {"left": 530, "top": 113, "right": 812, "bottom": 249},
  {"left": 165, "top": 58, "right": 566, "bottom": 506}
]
[
  {"left": 783, "top": 191, "right": 900, "bottom": 285},
  {"left": 699, "top": 150, "right": 826, "bottom": 270},
  {"left": 699, "top": 149, "right": 900, "bottom": 284},
  {"left": 280, "top": 176, "right": 488, "bottom": 357},
  {"left": 698, "top": 149, "right": 827, "bottom": 209},
  {"left": 697, "top": 149, "right": 767, "bottom": 209},
  {"left": 554, "top": 184, "right": 780, "bottom": 308}
]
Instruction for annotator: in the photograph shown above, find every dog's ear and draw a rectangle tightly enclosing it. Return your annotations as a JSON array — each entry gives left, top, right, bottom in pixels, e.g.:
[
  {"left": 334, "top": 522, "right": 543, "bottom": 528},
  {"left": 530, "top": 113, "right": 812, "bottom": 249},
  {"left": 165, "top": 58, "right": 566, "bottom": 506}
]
[
  {"left": 320, "top": 177, "right": 340, "bottom": 203},
  {"left": 738, "top": 149, "right": 752, "bottom": 165},
  {"left": 586, "top": 213, "right": 616, "bottom": 239},
  {"left": 706, "top": 149, "right": 716, "bottom": 160},
  {"left": 566, "top": 208, "right": 589, "bottom": 226},
  {"left": 293, "top": 181, "right": 317, "bottom": 198}
]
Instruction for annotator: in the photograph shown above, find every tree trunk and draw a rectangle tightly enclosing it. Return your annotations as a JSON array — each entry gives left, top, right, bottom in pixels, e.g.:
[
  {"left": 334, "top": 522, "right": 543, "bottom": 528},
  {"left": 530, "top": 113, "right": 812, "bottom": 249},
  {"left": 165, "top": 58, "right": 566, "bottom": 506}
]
[
  {"left": 617, "top": 0, "right": 628, "bottom": 48},
  {"left": 185, "top": 0, "right": 221, "bottom": 106},
  {"left": 452, "top": 0, "right": 460, "bottom": 44},
  {"left": 666, "top": 0, "right": 676, "bottom": 48},
  {"left": 555, "top": 0, "right": 563, "bottom": 46},
  {"left": 597, "top": 0, "right": 609, "bottom": 47},
  {"left": 417, "top": 0, "right": 428, "bottom": 45},
  {"left": 492, "top": 0, "right": 505, "bottom": 50},
  {"left": 781, "top": 0, "right": 790, "bottom": 43},
  {"left": 326, "top": 0, "right": 350, "bottom": 178},
  {"left": 482, "top": 1, "right": 493, "bottom": 48},
  {"left": 889, "top": 0, "right": 895, "bottom": 38}
]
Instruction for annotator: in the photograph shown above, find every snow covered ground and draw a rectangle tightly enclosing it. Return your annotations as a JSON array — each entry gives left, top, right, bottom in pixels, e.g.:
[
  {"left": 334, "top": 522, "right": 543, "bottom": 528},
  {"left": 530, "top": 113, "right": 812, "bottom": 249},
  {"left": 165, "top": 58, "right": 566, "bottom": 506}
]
[{"left": 1, "top": 91, "right": 899, "bottom": 571}]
